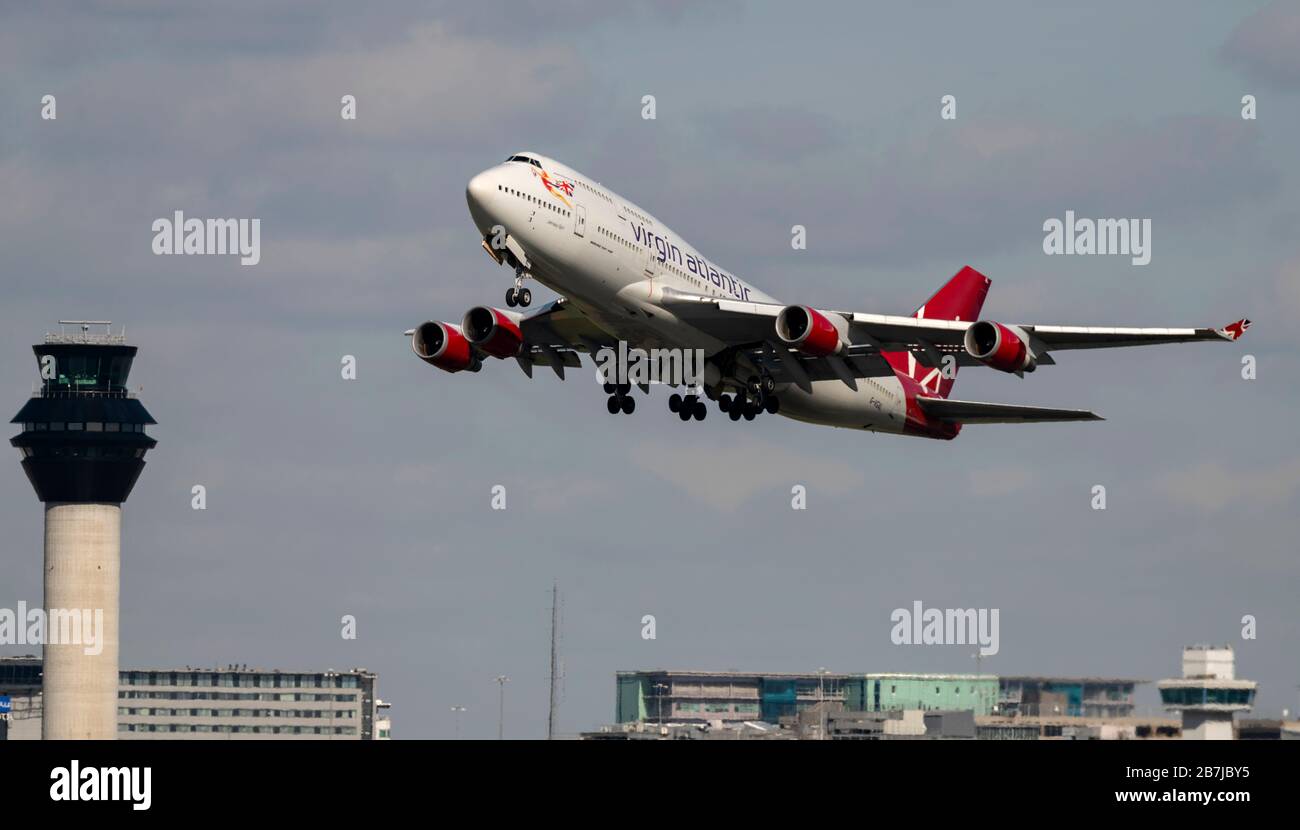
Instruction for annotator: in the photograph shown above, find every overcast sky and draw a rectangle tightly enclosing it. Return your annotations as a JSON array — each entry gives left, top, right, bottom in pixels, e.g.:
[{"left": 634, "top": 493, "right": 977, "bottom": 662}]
[{"left": 2, "top": 1, "right": 1298, "bottom": 737}]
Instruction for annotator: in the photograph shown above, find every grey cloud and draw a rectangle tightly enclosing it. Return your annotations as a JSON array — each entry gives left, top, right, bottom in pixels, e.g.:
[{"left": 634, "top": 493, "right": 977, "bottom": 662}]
[
  {"left": 1222, "top": 1, "right": 1300, "bottom": 90},
  {"left": 702, "top": 105, "right": 844, "bottom": 162},
  {"left": 582, "top": 111, "right": 1277, "bottom": 286},
  {"left": 2, "top": 2, "right": 1297, "bottom": 738}
]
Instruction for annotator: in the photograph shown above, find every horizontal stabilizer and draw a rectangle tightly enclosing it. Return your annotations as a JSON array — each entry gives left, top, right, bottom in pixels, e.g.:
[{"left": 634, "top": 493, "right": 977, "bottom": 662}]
[{"left": 917, "top": 396, "right": 1102, "bottom": 424}]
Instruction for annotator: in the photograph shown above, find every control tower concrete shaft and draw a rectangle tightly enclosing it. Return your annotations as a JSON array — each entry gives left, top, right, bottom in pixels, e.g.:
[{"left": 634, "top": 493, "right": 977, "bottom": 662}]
[{"left": 10, "top": 322, "right": 157, "bottom": 739}]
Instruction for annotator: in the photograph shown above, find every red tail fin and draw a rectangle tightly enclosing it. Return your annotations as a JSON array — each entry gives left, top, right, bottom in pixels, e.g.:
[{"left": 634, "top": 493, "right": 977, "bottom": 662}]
[
  {"left": 884, "top": 265, "right": 992, "bottom": 399},
  {"left": 913, "top": 265, "right": 991, "bottom": 323}
]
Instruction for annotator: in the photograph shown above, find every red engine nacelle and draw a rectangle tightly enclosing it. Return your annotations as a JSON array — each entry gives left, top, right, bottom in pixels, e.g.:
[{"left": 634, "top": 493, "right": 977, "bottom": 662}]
[
  {"left": 775, "top": 305, "right": 844, "bottom": 356},
  {"left": 462, "top": 306, "right": 524, "bottom": 358},
  {"left": 963, "top": 320, "right": 1036, "bottom": 373},
  {"left": 412, "top": 321, "right": 478, "bottom": 373}
]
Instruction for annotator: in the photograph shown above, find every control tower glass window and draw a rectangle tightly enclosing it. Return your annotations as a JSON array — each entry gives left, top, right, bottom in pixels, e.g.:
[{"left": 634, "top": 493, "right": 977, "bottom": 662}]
[{"left": 54, "top": 353, "right": 128, "bottom": 388}]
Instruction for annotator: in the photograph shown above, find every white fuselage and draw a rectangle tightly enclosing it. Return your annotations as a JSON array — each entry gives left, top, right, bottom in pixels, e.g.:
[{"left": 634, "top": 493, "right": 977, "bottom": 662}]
[{"left": 465, "top": 153, "right": 911, "bottom": 432}]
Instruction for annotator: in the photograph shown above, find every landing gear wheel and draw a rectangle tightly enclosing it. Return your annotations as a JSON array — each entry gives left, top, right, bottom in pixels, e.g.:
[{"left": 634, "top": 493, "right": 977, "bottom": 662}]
[
  {"left": 518, "top": 288, "right": 532, "bottom": 307},
  {"left": 743, "top": 407, "right": 756, "bottom": 421},
  {"left": 729, "top": 407, "right": 742, "bottom": 421},
  {"left": 693, "top": 400, "right": 707, "bottom": 421},
  {"left": 718, "top": 394, "right": 732, "bottom": 413},
  {"left": 669, "top": 393, "right": 682, "bottom": 413},
  {"left": 764, "top": 395, "right": 780, "bottom": 415},
  {"left": 603, "top": 382, "right": 616, "bottom": 395},
  {"left": 677, "top": 395, "right": 691, "bottom": 421},
  {"left": 621, "top": 396, "right": 635, "bottom": 415},
  {"left": 505, "top": 287, "right": 518, "bottom": 307},
  {"left": 606, "top": 396, "right": 620, "bottom": 415}
]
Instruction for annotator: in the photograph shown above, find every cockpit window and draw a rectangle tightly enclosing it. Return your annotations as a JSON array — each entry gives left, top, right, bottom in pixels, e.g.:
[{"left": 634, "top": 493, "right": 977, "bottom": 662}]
[{"left": 505, "top": 155, "right": 542, "bottom": 167}]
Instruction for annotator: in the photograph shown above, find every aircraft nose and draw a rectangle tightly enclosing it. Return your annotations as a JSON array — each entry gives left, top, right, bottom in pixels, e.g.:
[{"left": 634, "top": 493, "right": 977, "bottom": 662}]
[
  {"left": 466, "top": 170, "right": 497, "bottom": 233},
  {"left": 466, "top": 171, "right": 493, "bottom": 212}
]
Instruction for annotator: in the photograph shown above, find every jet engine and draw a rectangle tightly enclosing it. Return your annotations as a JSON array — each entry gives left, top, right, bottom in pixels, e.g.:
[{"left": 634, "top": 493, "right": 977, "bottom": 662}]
[
  {"left": 412, "top": 321, "right": 479, "bottom": 373},
  {"left": 775, "top": 305, "right": 845, "bottom": 356},
  {"left": 963, "top": 320, "right": 1036, "bottom": 373},
  {"left": 462, "top": 306, "right": 524, "bottom": 358}
]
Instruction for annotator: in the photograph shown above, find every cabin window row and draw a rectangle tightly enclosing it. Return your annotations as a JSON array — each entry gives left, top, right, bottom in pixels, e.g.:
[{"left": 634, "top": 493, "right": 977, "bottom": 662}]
[{"left": 498, "top": 185, "right": 570, "bottom": 218}]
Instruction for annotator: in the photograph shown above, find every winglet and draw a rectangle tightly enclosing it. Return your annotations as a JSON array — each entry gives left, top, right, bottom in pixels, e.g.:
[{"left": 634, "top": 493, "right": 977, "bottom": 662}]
[{"left": 1217, "top": 319, "right": 1251, "bottom": 341}]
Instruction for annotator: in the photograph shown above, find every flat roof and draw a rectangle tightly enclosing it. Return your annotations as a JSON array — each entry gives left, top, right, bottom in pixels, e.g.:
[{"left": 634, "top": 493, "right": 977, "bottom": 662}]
[
  {"left": 0, "top": 658, "right": 378, "bottom": 677},
  {"left": 618, "top": 670, "right": 854, "bottom": 680},
  {"left": 616, "top": 670, "right": 1146, "bottom": 684},
  {"left": 617, "top": 670, "right": 996, "bottom": 681},
  {"left": 999, "top": 676, "right": 1147, "bottom": 685},
  {"left": 121, "top": 666, "right": 376, "bottom": 676},
  {"left": 867, "top": 673, "right": 998, "bottom": 681}
]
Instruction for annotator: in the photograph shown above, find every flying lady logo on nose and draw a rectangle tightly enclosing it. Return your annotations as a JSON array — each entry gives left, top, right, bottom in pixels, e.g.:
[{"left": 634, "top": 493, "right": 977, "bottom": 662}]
[{"left": 533, "top": 168, "right": 574, "bottom": 206}]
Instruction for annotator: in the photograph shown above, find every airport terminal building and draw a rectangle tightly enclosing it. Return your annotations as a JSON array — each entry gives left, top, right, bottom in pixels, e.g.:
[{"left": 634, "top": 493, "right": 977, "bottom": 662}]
[
  {"left": 615, "top": 670, "right": 1139, "bottom": 726},
  {"left": 617, "top": 670, "right": 854, "bottom": 725},
  {"left": 997, "top": 676, "right": 1142, "bottom": 718},
  {"left": 1, "top": 656, "right": 390, "bottom": 740}
]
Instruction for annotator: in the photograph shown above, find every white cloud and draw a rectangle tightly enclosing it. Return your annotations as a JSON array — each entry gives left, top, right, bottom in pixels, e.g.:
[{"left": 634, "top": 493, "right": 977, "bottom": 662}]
[
  {"left": 628, "top": 437, "right": 865, "bottom": 512},
  {"left": 967, "top": 465, "right": 1035, "bottom": 498},
  {"left": 1158, "top": 458, "right": 1300, "bottom": 512},
  {"left": 520, "top": 476, "right": 615, "bottom": 513},
  {"left": 1275, "top": 257, "right": 1300, "bottom": 317}
]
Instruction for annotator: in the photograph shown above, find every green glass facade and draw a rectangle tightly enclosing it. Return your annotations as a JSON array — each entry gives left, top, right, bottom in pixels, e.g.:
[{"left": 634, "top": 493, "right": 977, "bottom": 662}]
[
  {"left": 615, "top": 671, "right": 999, "bottom": 724},
  {"left": 843, "top": 675, "right": 998, "bottom": 716},
  {"left": 616, "top": 674, "right": 649, "bottom": 723}
]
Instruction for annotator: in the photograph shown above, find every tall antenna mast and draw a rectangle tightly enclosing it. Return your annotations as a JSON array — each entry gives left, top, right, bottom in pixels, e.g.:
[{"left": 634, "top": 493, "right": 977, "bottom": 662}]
[{"left": 547, "top": 581, "right": 559, "bottom": 740}]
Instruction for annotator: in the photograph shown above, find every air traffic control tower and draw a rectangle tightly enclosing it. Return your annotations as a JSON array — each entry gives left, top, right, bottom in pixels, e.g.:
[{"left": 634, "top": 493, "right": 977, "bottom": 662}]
[
  {"left": 1158, "top": 645, "right": 1257, "bottom": 740},
  {"left": 10, "top": 322, "right": 157, "bottom": 739}
]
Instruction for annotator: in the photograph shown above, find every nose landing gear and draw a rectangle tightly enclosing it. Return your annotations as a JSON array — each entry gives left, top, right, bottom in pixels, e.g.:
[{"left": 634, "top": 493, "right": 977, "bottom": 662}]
[
  {"left": 505, "top": 266, "right": 532, "bottom": 308},
  {"left": 505, "top": 286, "right": 532, "bottom": 308},
  {"left": 504, "top": 278, "right": 530, "bottom": 310}
]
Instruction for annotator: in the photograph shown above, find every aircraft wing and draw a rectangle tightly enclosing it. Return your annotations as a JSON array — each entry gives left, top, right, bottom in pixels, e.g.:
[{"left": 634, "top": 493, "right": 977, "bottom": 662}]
[
  {"left": 512, "top": 298, "right": 614, "bottom": 379},
  {"left": 659, "top": 289, "right": 1250, "bottom": 380},
  {"left": 915, "top": 397, "right": 1102, "bottom": 424},
  {"left": 402, "top": 298, "right": 612, "bottom": 379}
]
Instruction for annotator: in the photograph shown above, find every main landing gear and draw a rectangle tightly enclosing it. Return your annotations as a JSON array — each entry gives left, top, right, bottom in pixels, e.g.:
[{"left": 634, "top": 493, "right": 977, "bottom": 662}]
[
  {"left": 604, "top": 382, "right": 635, "bottom": 415},
  {"left": 719, "top": 383, "right": 780, "bottom": 422},
  {"left": 600, "top": 383, "right": 777, "bottom": 422},
  {"left": 504, "top": 267, "right": 532, "bottom": 308},
  {"left": 668, "top": 393, "right": 707, "bottom": 422}
]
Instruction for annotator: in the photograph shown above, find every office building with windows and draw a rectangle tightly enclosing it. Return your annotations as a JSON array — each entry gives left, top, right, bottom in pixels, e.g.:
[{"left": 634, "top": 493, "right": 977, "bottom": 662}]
[
  {"left": 844, "top": 673, "right": 999, "bottom": 716},
  {"left": 996, "top": 676, "right": 1142, "bottom": 718},
  {"left": 614, "top": 669, "right": 1141, "bottom": 726},
  {"left": 0, "top": 658, "right": 389, "bottom": 740},
  {"left": 616, "top": 670, "right": 851, "bottom": 725}
]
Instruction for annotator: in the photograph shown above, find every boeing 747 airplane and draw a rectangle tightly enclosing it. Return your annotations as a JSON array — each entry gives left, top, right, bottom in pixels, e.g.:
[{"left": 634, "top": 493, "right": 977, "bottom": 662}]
[{"left": 408, "top": 151, "right": 1249, "bottom": 440}]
